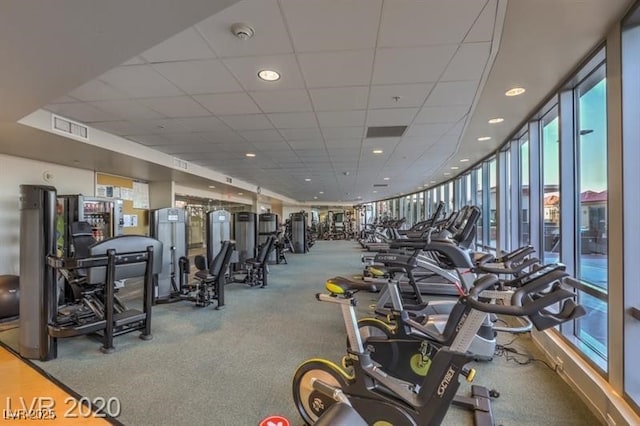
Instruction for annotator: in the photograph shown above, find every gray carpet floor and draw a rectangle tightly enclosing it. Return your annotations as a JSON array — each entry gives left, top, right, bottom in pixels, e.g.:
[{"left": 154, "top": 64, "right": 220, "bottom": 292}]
[{"left": 0, "top": 241, "right": 600, "bottom": 425}]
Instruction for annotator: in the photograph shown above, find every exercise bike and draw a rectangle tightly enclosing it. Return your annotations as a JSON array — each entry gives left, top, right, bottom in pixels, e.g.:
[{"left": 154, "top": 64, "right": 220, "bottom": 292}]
[
  {"left": 292, "top": 271, "right": 585, "bottom": 425},
  {"left": 350, "top": 263, "right": 567, "bottom": 386}
]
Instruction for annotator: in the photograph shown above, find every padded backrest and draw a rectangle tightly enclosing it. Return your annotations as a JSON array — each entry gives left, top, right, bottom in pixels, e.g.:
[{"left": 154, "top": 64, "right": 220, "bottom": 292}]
[
  {"left": 194, "top": 255, "right": 207, "bottom": 271},
  {"left": 256, "top": 235, "right": 276, "bottom": 264},
  {"left": 70, "top": 221, "right": 96, "bottom": 259},
  {"left": 209, "top": 240, "right": 231, "bottom": 276},
  {"left": 87, "top": 235, "right": 163, "bottom": 284}
]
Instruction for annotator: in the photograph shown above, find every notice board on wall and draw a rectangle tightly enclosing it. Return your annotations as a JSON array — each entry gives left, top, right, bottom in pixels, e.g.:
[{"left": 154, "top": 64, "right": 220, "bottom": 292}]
[{"left": 96, "top": 173, "right": 149, "bottom": 235}]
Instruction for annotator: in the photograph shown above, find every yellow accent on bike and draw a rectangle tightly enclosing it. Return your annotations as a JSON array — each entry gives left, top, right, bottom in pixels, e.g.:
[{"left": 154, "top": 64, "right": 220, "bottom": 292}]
[
  {"left": 409, "top": 353, "right": 431, "bottom": 376},
  {"left": 325, "top": 283, "right": 345, "bottom": 294},
  {"left": 466, "top": 368, "right": 476, "bottom": 382},
  {"left": 298, "top": 358, "right": 356, "bottom": 381},
  {"left": 369, "top": 267, "right": 385, "bottom": 277},
  {"left": 358, "top": 317, "right": 396, "bottom": 332}
]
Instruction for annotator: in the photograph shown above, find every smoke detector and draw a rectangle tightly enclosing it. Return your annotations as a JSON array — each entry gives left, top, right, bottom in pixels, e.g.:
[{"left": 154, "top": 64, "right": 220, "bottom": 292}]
[{"left": 231, "top": 23, "right": 255, "bottom": 40}]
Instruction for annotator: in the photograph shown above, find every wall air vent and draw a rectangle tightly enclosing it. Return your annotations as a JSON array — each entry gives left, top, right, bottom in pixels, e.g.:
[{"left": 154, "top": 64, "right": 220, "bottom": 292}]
[
  {"left": 226, "top": 177, "right": 233, "bottom": 184},
  {"left": 373, "top": 184, "right": 388, "bottom": 187},
  {"left": 51, "top": 114, "right": 88, "bottom": 140},
  {"left": 366, "top": 126, "right": 407, "bottom": 138},
  {"left": 173, "top": 157, "right": 188, "bottom": 170}
]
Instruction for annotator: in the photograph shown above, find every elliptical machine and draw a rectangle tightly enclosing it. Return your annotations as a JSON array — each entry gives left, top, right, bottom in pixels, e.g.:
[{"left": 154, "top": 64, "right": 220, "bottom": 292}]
[{"left": 292, "top": 271, "right": 585, "bottom": 425}]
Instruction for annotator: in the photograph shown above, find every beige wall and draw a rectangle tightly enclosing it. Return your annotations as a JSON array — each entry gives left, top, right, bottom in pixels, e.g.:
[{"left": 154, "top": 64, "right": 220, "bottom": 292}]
[{"left": 0, "top": 154, "right": 94, "bottom": 274}]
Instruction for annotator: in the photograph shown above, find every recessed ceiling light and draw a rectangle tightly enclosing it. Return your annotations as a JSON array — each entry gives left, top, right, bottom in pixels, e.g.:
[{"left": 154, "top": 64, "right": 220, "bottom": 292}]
[
  {"left": 238, "top": 192, "right": 243, "bottom": 195},
  {"left": 477, "top": 136, "right": 492, "bottom": 141},
  {"left": 373, "top": 149, "right": 383, "bottom": 154},
  {"left": 444, "top": 172, "right": 451, "bottom": 176},
  {"left": 451, "top": 166, "right": 459, "bottom": 170},
  {"left": 505, "top": 87, "right": 526, "bottom": 97},
  {"left": 488, "top": 117, "right": 504, "bottom": 124},
  {"left": 208, "top": 185, "right": 216, "bottom": 189},
  {"left": 373, "top": 190, "right": 378, "bottom": 193},
  {"left": 258, "top": 69, "right": 280, "bottom": 81},
  {"left": 383, "top": 177, "right": 390, "bottom": 181},
  {"left": 460, "top": 159, "right": 470, "bottom": 163},
  {"left": 313, "top": 196, "right": 318, "bottom": 200},
  {"left": 304, "top": 178, "right": 311, "bottom": 182},
  {"left": 245, "top": 152, "right": 256, "bottom": 157},
  {"left": 430, "top": 180, "right": 436, "bottom": 183},
  {"left": 319, "top": 191, "right": 324, "bottom": 194}
]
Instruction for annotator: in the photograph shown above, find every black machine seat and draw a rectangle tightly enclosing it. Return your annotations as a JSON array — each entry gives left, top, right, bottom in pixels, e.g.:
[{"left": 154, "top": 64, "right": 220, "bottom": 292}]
[
  {"left": 247, "top": 235, "right": 277, "bottom": 267},
  {"left": 195, "top": 241, "right": 232, "bottom": 282},
  {"left": 70, "top": 221, "right": 96, "bottom": 259},
  {"left": 325, "top": 277, "right": 378, "bottom": 294}
]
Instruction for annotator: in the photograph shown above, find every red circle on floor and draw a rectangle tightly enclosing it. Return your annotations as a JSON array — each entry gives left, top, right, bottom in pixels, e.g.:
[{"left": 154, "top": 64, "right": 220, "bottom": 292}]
[{"left": 259, "top": 415, "right": 290, "bottom": 426}]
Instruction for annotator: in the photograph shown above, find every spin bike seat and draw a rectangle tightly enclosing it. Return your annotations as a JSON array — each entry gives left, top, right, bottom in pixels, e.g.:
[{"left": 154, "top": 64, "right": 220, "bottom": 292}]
[{"left": 326, "top": 277, "right": 378, "bottom": 294}]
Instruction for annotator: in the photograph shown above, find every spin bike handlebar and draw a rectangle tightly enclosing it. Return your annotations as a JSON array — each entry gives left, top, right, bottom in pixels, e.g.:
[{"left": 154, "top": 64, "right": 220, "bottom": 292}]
[{"left": 466, "top": 270, "right": 586, "bottom": 330}]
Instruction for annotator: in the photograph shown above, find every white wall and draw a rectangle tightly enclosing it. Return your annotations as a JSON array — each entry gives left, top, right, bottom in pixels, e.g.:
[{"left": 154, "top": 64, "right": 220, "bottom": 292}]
[{"left": 0, "top": 154, "right": 94, "bottom": 274}]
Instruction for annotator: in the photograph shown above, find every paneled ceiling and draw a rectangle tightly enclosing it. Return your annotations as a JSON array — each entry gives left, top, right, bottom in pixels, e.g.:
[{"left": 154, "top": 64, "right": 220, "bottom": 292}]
[{"left": 0, "top": 0, "right": 634, "bottom": 204}]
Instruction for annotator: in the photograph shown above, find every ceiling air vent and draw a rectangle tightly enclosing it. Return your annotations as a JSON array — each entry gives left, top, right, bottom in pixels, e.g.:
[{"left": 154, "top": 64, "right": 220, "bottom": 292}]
[
  {"left": 366, "top": 126, "right": 407, "bottom": 138},
  {"left": 51, "top": 114, "right": 88, "bottom": 140},
  {"left": 373, "top": 184, "right": 388, "bottom": 187}
]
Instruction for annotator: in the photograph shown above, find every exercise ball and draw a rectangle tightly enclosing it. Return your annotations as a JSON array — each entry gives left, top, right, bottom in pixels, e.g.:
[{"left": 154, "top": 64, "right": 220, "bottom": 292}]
[{"left": 0, "top": 275, "right": 19, "bottom": 320}]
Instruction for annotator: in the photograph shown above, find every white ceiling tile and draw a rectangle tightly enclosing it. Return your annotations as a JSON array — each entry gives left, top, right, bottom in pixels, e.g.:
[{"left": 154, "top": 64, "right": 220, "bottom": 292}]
[
  {"left": 140, "top": 27, "right": 216, "bottom": 62},
  {"left": 362, "top": 137, "right": 400, "bottom": 148},
  {"left": 223, "top": 55, "right": 305, "bottom": 91},
  {"left": 368, "top": 83, "right": 434, "bottom": 109},
  {"left": 324, "top": 138, "right": 361, "bottom": 148},
  {"left": 99, "top": 65, "right": 183, "bottom": 98},
  {"left": 424, "top": 80, "right": 479, "bottom": 106},
  {"left": 414, "top": 105, "right": 469, "bottom": 124},
  {"left": 197, "top": 129, "right": 246, "bottom": 144},
  {"left": 298, "top": 50, "right": 374, "bottom": 88},
  {"left": 288, "top": 139, "right": 324, "bottom": 150},
  {"left": 153, "top": 60, "right": 243, "bottom": 94},
  {"left": 280, "top": 0, "right": 382, "bottom": 52},
  {"left": 378, "top": 0, "right": 485, "bottom": 47},
  {"left": 372, "top": 45, "right": 457, "bottom": 85},
  {"left": 219, "top": 114, "right": 273, "bottom": 130},
  {"left": 441, "top": 43, "right": 491, "bottom": 81},
  {"left": 309, "top": 87, "right": 369, "bottom": 111},
  {"left": 321, "top": 127, "right": 364, "bottom": 140},
  {"left": 196, "top": 0, "right": 294, "bottom": 57},
  {"left": 465, "top": 0, "right": 498, "bottom": 43},
  {"left": 254, "top": 141, "right": 291, "bottom": 151},
  {"left": 91, "top": 100, "right": 164, "bottom": 120},
  {"left": 239, "top": 129, "right": 283, "bottom": 142},
  {"left": 317, "top": 110, "right": 366, "bottom": 127},
  {"left": 193, "top": 92, "right": 261, "bottom": 115},
  {"left": 280, "top": 128, "right": 323, "bottom": 141},
  {"left": 404, "top": 123, "right": 453, "bottom": 138},
  {"left": 250, "top": 90, "right": 312, "bottom": 113},
  {"left": 170, "top": 116, "right": 231, "bottom": 133},
  {"left": 49, "top": 95, "right": 78, "bottom": 104},
  {"left": 366, "top": 108, "right": 418, "bottom": 126},
  {"left": 138, "top": 96, "right": 210, "bottom": 118},
  {"left": 162, "top": 132, "right": 209, "bottom": 145},
  {"left": 138, "top": 118, "right": 191, "bottom": 134},
  {"left": 160, "top": 143, "right": 214, "bottom": 155},
  {"left": 267, "top": 112, "right": 317, "bottom": 129},
  {"left": 68, "top": 80, "right": 128, "bottom": 101},
  {"left": 121, "top": 56, "right": 146, "bottom": 66},
  {"left": 92, "top": 121, "right": 148, "bottom": 136},
  {"left": 47, "top": 102, "right": 117, "bottom": 123}
]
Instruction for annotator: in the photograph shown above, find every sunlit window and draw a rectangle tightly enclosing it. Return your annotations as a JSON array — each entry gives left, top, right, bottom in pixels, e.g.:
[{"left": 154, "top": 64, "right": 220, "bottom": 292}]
[{"left": 541, "top": 106, "right": 560, "bottom": 263}]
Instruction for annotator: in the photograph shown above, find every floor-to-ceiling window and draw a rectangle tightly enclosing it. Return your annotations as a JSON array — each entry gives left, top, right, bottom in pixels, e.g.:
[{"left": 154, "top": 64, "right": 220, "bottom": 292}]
[
  {"left": 541, "top": 105, "right": 560, "bottom": 262},
  {"left": 622, "top": 8, "right": 640, "bottom": 409},
  {"left": 574, "top": 63, "right": 608, "bottom": 361},
  {"left": 519, "top": 133, "right": 530, "bottom": 246},
  {"left": 488, "top": 158, "right": 497, "bottom": 249},
  {"left": 475, "top": 166, "right": 484, "bottom": 247}
]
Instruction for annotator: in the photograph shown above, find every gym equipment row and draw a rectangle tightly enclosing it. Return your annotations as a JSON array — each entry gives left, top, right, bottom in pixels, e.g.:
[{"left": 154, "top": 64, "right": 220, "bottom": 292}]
[{"left": 11, "top": 185, "right": 288, "bottom": 361}]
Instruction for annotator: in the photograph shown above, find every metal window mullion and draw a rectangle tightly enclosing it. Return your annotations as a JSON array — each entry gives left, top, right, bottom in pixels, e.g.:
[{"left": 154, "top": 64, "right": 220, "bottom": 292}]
[
  {"left": 528, "top": 121, "right": 543, "bottom": 258},
  {"left": 497, "top": 150, "right": 509, "bottom": 252},
  {"left": 482, "top": 161, "right": 491, "bottom": 248},
  {"left": 559, "top": 89, "right": 577, "bottom": 338},
  {"left": 559, "top": 89, "right": 577, "bottom": 277},
  {"left": 510, "top": 142, "right": 521, "bottom": 250}
]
